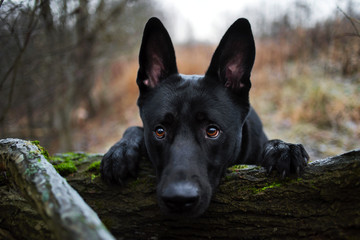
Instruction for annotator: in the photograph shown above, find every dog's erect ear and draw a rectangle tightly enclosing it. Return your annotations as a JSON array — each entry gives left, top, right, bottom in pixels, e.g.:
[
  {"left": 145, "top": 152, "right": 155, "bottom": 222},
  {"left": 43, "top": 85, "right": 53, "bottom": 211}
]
[
  {"left": 137, "top": 17, "right": 178, "bottom": 90},
  {"left": 206, "top": 18, "right": 255, "bottom": 92}
]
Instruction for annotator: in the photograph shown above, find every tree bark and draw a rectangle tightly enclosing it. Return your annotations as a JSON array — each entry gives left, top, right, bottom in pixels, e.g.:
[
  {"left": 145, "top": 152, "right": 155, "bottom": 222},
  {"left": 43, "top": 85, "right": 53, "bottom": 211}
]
[
  {"left": 0, "top": 138, "right": 115, "bottom": 240},
  {"left": 0, "top": 138, "right": 359, "bottom": 240}
]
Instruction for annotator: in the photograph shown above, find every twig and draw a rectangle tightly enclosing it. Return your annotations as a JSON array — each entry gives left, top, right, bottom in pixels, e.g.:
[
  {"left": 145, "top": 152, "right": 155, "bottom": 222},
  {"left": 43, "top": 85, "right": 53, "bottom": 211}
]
[{"left": 337, "top": 7, "right": 360, "bottom": 38}]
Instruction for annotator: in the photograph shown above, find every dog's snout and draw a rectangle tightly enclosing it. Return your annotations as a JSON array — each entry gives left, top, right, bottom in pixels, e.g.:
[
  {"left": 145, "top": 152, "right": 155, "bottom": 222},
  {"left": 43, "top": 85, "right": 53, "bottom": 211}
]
[{"left": 161, "top": 182, "right": 200, "bottom": 212}]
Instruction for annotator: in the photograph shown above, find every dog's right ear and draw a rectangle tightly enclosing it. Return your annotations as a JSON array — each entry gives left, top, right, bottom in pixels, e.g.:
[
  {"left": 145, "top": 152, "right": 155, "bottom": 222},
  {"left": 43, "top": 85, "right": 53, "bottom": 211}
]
[
  {"left": 205, "top": 18, "right": 255, "bottom": 93},
  {"left": 137, "top": 17, "right": 178, "bottom": 91}
]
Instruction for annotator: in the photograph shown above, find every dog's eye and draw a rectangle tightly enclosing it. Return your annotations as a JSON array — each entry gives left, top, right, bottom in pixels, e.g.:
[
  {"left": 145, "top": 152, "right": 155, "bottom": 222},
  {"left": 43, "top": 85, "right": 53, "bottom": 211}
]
[
  {"left": 206, "top": 126, "right": 220, "bottom": 138},
  {"left": 154, "top": 126, "right": 166, "bottom": 139}
]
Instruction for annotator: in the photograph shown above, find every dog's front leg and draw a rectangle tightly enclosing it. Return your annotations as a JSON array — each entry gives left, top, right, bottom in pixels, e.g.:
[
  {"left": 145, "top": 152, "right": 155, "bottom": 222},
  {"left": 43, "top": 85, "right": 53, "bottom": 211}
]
[
  {"left": 100, "top": 126, "right": 145, "bottom": 184},
  {"left": 261, "top": 139, "right": 310, "bottom": 178}
]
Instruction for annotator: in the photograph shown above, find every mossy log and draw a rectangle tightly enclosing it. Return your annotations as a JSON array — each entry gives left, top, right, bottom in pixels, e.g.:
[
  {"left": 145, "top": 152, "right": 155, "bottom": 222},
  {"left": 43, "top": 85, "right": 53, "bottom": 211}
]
[
  {"left": 0, "top": 138, "right": 115, "bottom": 240},
  {"left": 1, "top": 138, "right": 360, "bottom": 240}
]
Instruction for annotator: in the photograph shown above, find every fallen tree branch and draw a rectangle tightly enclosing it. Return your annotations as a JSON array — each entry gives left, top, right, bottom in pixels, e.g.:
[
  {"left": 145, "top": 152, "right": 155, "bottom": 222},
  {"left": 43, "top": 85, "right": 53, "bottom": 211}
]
[
  {"left": 0, "top": 138, "right": 115, "bottom": 240},
  {"left": 0, "top": 138, "right": 359, "bottom": 239}
]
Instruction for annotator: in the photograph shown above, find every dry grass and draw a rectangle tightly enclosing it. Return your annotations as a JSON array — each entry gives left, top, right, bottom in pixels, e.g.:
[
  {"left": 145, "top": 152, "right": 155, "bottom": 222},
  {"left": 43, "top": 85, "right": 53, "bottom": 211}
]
[
  {"left": 176, "top": 44, "right": 216, "bottom": 74},
  {"left": 251, "top": 40, "right": 360, "bottom": 159}
]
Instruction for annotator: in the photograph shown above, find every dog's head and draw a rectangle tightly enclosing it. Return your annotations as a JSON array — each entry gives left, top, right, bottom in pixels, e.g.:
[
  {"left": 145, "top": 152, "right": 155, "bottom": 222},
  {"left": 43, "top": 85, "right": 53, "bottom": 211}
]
[{"left": 136, "top": 17, "right": 255, "bottom": 217}]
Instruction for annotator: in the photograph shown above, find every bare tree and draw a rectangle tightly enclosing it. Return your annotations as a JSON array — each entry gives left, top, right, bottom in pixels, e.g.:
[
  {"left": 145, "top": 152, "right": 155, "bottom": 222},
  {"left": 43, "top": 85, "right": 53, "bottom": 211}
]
[
  {"left": 0, "top": 0, "right": 160, "bottom": 151},
  {"left": 0, "top": 1, "right": 40, "bottom": 127}
]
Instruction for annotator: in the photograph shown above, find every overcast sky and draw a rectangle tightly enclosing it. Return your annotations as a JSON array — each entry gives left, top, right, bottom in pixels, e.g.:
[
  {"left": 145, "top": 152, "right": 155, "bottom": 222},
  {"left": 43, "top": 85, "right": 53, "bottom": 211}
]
[{"left": 154, "top": 0, "right": 359, "bottom": 43}]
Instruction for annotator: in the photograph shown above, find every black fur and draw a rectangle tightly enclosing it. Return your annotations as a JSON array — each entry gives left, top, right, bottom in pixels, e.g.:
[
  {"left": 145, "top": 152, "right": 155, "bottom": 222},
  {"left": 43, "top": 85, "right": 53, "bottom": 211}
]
[{"left": 100, "top": 17, "right": 309, "bottom": 217}]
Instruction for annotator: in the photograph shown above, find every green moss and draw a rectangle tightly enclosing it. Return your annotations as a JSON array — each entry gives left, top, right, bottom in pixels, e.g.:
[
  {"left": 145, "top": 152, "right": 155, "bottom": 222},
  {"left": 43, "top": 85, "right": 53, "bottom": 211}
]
[
  {"left": 253, "top": 181, "right": 282, "bottom": 194},
  {"left": 49, "top": 156, "right": 64, "bottom": 164},
  {"left": 47, "top": 152, "right": 103, "bottom": 177},
  {"left": 31, "top": 140, "right": 50, "bottom": 161},
  {"left": 252, "top": 178, "right": 303, "bottom": 194},
  {"left": 53, "top": 152, "right": 88, "bottom": 163},
  {"left": 31, "top": 140, "right": 40, "bottom": 145},
  {"left": 87, "top": 160, "right": 101, "bottom": 173},
  {"left": 49, "top": 152, "right": 89, "bottom": 176},
  {"left": 49, "top": 152, "right": 101, "bottom": 176},
  {"left": 53, "top": 161, "right": 78, "bottom": 176},
  {"left": 229, "top": 165, "right": 250, "bottom": 171},
  {"left": 228, "top": 164, "right": 262, "bottom": 172},
  {"left": 91, "top": 173, "right": 100, "bottom": 181}
]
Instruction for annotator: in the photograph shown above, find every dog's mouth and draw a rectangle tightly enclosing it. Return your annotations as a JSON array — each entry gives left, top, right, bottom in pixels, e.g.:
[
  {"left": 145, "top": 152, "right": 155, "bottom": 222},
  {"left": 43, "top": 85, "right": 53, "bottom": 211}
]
[{"left": 157, "top": 181, "right": 211, "bottom": 218}]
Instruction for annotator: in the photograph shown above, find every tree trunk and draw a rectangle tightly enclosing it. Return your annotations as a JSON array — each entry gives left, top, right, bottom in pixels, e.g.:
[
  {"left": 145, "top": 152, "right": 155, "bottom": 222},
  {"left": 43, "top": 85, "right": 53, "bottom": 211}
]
[{"left": 0, "top": 138, "right": 359, "bottom": 240}]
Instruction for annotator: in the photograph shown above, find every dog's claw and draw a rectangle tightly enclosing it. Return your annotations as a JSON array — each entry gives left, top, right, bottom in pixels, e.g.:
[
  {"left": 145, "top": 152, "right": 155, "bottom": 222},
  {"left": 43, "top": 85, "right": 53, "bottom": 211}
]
[{"left": 262, "top": 139, "right": 309, "bottom": 178}]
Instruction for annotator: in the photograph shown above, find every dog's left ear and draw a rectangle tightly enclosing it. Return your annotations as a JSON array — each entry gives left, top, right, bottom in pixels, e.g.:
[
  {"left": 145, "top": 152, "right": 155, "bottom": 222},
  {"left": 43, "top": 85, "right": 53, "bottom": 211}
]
[
  {"left": 137, "top": 17, "right": 178, "bottom": 91},
  {"left": 206, "top": 18, "right": 255, "bottom": 92}
]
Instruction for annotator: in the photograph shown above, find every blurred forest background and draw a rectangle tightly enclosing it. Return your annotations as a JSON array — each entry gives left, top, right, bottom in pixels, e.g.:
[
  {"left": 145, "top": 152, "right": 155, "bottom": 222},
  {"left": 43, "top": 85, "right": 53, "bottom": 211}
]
[{"left": 0, "top": 0, "right": 359, "bottom": 160}]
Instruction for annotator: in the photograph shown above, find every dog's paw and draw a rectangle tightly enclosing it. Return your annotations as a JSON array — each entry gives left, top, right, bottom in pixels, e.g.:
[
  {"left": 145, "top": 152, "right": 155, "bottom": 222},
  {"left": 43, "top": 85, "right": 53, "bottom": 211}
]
[
  {"left": 100, "top": 127, "right": 144, "bottom": 185},
  {"left": 262, "top": 139, "right": 309, "bottom": 178}
]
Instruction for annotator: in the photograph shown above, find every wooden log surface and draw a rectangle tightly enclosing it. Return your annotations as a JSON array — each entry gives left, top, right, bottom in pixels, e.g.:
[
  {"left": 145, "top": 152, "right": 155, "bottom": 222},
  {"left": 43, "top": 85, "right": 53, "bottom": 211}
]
[
  {"left": 0, "top": 138, "right": 115, "bottom": 240},
  {"left": 0, "top": 138, "right": 360, "bottom": 239}
]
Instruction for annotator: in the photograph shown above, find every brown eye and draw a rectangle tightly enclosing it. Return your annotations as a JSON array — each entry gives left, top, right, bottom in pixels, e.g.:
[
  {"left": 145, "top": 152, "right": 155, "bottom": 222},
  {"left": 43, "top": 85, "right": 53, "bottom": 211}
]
[
  {"left": 206, "top": 126, "right": 220, "bottom": 138},
  {"left": 154, "top": 126, "right": 165, "bottom": 139}
]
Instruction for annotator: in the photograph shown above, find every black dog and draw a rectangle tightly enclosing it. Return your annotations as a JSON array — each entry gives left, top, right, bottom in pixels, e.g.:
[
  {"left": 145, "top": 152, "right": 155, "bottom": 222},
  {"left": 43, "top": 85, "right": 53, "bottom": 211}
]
[{"left": 100, "top": 17, "right": 309, "bottom": 217}]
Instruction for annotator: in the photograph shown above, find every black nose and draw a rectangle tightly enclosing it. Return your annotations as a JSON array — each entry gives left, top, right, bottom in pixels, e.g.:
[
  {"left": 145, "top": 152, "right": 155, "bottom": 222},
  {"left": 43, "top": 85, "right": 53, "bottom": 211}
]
[{"left": 161, "top": 182, "right": 200, "bottom": 212}]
